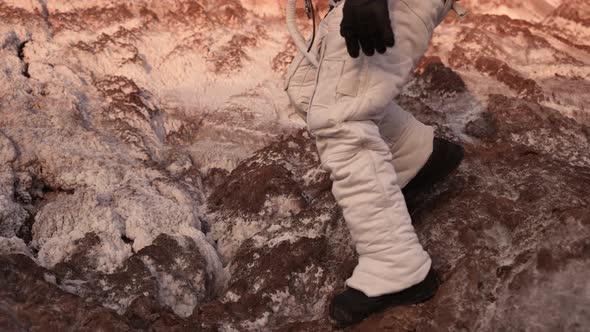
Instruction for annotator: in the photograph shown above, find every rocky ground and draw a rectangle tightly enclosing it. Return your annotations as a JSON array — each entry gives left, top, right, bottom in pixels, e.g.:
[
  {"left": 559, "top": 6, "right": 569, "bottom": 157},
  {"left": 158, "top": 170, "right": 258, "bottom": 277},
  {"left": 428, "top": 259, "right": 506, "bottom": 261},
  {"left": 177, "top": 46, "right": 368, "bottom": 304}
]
[{"left": 1, "top": 0, "right": 589, "bottom": 331}]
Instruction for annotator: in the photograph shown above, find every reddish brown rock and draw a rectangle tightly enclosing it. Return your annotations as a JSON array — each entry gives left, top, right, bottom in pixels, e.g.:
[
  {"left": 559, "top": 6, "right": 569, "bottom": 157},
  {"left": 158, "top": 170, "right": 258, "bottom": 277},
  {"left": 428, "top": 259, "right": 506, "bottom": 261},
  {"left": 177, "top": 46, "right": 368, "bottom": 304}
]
[{"left": 0, "top": 254, "right": 138, "bottom": 331}]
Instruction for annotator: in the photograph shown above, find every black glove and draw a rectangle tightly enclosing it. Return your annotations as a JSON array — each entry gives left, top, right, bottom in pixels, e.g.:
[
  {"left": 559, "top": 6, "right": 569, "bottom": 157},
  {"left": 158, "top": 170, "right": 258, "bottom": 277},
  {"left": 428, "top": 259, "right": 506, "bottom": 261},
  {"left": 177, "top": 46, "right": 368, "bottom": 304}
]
[{"left": 340, "top": 0, "right": 395, "bottom": 58}]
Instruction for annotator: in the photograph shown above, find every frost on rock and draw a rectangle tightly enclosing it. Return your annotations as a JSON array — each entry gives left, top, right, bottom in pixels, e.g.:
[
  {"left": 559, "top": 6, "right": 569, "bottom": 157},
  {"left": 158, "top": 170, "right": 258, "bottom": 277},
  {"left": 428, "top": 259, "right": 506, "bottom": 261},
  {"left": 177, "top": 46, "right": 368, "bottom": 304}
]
[
  {"left": 0, "top": 188, "right": 28, "bottom": 238},
  {"left": 199, "top": 131, "right": 356, "bottom": 331},
  {"left": 0, "top": 236, "right": 31, "bottom": 256},
  {"left": 0, "top": 0, "right": 234, "bottom": 324},
  {"left": 32, "top": 189, "right": 131, "bottom": 272},
  {"left": 45, "top": 232, "right": 228, "bottom": 319},
  {"left": 207, "top": 130, "right": 331, "bottom": 262},
  {"left": 0, "top": 132, "right": 28, "bottom": 238},
  {"left": 136, "top": 234, "right": 228, "bottom": 317}
]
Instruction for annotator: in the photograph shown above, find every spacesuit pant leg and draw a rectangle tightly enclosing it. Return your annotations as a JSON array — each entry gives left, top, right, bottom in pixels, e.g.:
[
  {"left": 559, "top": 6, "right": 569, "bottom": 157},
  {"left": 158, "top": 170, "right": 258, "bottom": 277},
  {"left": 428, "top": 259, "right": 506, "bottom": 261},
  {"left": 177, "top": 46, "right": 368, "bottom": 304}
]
[{"left": 305, "top": 0, "right": 455, "bottom": 296}]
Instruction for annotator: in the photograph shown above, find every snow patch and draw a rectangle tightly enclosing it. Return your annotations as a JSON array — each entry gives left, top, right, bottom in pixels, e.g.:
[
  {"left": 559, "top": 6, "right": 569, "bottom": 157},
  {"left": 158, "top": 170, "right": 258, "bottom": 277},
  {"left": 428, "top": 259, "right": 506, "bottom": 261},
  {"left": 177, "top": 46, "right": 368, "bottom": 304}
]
[
  {"left": 0, "top": 236, "right": 31, "bottom": 256},
  {"left": 260, "top": 194, "right": 302, "bottom": 218},
  {"left": 142, "top": 256, "right": 199, "bottom": 317},
  {"left": 241, "top": 311, "right": 270, "bottom": 331}
]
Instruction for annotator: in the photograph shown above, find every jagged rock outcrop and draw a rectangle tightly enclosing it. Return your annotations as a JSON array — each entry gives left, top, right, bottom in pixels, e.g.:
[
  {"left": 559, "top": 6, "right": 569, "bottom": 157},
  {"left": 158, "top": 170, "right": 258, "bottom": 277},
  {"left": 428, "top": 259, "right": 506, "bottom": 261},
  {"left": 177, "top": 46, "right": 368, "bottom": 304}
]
[{"left": 193, "top": 59, "right": 590, "bottom": 331}]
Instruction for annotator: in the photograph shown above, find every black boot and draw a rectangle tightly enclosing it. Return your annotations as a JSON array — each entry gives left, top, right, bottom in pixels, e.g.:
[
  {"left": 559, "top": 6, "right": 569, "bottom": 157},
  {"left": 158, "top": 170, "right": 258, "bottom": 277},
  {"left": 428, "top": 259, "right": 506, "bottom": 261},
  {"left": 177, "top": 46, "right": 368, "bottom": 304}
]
[
  {"left": 402, "top": 138, "right": 464, "bottom": 208},
  {"left": 329, "top": 268, "right": 440, "bottom": 327}
]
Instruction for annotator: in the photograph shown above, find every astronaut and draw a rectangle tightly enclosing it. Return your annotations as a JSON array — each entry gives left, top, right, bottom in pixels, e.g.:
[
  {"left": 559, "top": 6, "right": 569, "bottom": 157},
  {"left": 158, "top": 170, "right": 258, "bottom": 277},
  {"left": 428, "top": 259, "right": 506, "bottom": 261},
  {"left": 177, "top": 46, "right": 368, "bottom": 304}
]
[{"left": 285, "top": 0, "right": 465, "bottom": 326}]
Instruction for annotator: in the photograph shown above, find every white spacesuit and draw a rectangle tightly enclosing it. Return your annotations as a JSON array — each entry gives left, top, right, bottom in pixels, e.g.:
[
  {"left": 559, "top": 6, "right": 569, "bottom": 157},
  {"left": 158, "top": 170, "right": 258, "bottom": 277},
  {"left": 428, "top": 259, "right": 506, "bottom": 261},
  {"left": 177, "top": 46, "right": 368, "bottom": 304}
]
[{"left": 285, "top": 0, "right": 463, "bottom": 325}]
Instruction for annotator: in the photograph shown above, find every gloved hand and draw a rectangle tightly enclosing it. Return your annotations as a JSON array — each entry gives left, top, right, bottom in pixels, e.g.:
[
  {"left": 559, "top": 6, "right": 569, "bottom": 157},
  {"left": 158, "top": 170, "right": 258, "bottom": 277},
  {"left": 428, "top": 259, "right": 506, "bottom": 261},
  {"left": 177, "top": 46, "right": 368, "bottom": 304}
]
[{"left": 340, "top": 0, "right": 395, "bottom": 58}]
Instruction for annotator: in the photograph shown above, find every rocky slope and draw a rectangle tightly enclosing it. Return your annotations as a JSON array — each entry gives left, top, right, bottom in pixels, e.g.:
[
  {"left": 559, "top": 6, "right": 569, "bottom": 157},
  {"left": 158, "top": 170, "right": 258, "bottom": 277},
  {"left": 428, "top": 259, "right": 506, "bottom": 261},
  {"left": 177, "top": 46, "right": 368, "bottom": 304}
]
[{"left": 1, "top": 0, "right": 589, "bottom": 331}]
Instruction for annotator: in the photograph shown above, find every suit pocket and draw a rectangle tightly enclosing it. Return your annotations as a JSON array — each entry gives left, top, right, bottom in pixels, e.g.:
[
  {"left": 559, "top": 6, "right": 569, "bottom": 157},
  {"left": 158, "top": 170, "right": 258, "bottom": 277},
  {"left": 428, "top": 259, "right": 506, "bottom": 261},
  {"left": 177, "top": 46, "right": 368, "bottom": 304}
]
[
  {"left": 313, "top": 57, "right": 364, "bottom": 106},
  {"left": 284, "top": 52, "right": 318, "bottom": 114},
  {"left": 336, "top": 58, "right": 364, "bottom": 97},
  {"left": 311, "top": 59, "right": 344, "bottom": 107}
]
